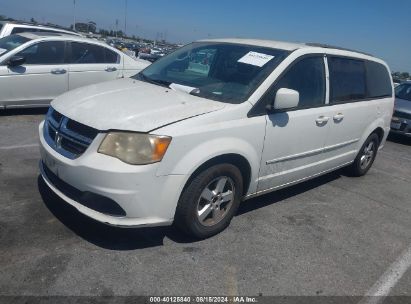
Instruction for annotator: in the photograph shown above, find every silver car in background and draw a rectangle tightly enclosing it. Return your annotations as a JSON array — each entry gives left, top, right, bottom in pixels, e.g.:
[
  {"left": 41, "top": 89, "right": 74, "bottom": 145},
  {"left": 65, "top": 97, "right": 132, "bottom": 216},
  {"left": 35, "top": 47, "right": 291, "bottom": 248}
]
[
  {"left": 0, "top": 32, "right": 150, "bottom": 109},
  {"left": 391, "top": 82, "right": 411, "bottom": 137}
]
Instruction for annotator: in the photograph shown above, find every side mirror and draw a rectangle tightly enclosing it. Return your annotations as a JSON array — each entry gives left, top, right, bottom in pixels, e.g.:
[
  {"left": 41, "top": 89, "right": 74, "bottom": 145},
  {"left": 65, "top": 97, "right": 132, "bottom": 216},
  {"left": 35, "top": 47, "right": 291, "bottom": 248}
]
[
  {"left": 270, "top": 88, "right": 300, "bottom": 111},
  {"left": 7, "top": 56, "right": 25, "bottom": 67}
]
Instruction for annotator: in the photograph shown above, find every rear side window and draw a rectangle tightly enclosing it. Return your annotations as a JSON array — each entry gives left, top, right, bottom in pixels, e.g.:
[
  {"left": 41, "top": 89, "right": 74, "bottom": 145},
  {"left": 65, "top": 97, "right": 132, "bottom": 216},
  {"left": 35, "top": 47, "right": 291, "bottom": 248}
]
[
  {"left": 16, "top": 41, "right": 65, "bottom": 65},
  {"left": 366, "top": 61, "right": 392, "bottom": 98},
  {"left": 70, "top": 42, "right": 119, "bottom": 64},
  {"left": 11, "top": 27, "right": 37, "bottom": 35},
  {"left": 11, "top": 27, "right": 64, "bottom": 35},
  {"left": 328, "top": 57, "right": 366, "bottom": 103}
]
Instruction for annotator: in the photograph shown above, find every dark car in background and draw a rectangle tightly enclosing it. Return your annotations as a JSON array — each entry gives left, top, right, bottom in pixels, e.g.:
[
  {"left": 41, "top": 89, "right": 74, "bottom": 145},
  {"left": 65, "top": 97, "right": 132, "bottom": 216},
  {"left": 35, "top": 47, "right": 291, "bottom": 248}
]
[{"left": 391, "top": 82, "right": 411, "bottom": 137}]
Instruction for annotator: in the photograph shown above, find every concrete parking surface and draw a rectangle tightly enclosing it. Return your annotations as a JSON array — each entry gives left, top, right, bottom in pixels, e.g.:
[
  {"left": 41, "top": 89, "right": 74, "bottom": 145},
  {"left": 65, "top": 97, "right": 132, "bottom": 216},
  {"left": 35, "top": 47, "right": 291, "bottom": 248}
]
[{"left": 0, "top": 109, "right": 410, "bottom": 298}]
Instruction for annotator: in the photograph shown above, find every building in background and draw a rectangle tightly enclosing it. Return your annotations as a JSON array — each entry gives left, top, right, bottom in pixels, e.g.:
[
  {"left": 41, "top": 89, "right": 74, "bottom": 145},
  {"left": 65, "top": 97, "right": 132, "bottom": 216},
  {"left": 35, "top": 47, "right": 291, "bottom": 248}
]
[{"left": 75, "top": 21, "right": 96, "bottom": 33}]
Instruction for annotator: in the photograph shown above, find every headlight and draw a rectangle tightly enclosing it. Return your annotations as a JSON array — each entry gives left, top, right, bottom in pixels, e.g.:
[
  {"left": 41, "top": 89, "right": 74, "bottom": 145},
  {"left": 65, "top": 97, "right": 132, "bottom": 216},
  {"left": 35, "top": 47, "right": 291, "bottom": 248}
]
[{"left": 98, "top": 132, "right": 171, "bottom": 165}]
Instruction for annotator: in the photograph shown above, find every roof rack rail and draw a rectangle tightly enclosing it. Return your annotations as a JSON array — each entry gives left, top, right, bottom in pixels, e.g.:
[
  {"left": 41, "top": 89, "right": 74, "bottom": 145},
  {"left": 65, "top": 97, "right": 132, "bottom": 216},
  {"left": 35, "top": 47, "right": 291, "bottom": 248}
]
[{"left": 305, "top": 43, "right": 373, "bottom": 57}]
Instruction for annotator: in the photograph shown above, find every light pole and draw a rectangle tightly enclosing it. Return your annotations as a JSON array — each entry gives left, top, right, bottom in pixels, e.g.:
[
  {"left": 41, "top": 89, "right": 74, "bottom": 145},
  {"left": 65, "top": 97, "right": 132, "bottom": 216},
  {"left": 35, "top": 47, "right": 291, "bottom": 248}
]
[
  {"left": 73, "top": 0, "right": 76, "bottom": 31},
  {"left": 115, "top": 19, "right": 119, "bottom": 38},
  {"left": 124, "top": 0, "right": 128, "bottom": 37}
]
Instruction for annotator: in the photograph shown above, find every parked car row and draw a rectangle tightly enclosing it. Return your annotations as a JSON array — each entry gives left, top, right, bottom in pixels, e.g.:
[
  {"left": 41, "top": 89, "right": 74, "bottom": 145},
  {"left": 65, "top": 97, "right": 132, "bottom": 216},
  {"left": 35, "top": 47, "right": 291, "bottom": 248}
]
[{"left": 391, "top": 82, "right": 411, "bottom": 137}]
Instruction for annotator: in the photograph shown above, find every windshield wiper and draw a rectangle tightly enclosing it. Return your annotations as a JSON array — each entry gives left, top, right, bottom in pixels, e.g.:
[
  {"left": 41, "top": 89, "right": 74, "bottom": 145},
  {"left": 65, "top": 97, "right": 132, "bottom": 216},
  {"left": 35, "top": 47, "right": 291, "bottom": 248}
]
[{"left": 137, "top": 73, "right": 171, "bottom": 88}]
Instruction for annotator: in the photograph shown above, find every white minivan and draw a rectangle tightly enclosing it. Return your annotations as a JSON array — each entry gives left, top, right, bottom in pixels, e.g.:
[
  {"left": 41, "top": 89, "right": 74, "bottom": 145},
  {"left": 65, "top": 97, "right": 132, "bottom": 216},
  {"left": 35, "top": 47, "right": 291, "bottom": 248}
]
[{"left": 38, "top": 39, "right": 394, "bottom": 238}]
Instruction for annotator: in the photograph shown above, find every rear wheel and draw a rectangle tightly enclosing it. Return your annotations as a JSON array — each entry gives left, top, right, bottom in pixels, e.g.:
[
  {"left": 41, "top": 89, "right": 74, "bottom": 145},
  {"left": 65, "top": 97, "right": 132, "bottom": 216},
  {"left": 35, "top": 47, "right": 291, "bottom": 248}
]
[
  {"left": 174, "top": 164, "right": 243, "bottom": 239},
  {"left": 347, "top": 133, "right": 380, "bottom": 176}
]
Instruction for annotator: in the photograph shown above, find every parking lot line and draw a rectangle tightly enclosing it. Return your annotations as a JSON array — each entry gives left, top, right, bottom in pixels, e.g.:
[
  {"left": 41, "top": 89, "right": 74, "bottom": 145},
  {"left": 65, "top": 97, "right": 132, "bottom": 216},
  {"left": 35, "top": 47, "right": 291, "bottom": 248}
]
[
  {"left": 360, "top": 244, "right": 411, "bottom": 304},
  {"left": 0, "top": 143, "right": 39, "bottom": 150}
]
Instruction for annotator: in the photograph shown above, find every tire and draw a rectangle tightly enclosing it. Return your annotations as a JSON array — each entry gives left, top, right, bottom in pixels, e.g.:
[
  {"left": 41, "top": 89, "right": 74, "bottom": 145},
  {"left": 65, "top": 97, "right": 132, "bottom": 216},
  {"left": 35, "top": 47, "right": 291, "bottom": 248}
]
[
  {"left": 347, "top": 133, "right": 380, "bottom": 177},
  {"left": 174, "top": 163, "right": 243, "bottom": 239}
]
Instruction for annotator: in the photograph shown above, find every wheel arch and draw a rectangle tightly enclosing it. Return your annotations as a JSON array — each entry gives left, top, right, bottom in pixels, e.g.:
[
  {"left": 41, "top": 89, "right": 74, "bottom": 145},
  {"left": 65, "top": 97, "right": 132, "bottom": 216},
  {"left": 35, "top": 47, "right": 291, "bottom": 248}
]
[
  {"left": 180, "top": 153, "right": 253, "bottom": 197},
  {"left": 358, "top": 118, "right": 387, "bottom": 151},
  {"left": 372, "top": 126, "right": 385, "bottom": 146}
]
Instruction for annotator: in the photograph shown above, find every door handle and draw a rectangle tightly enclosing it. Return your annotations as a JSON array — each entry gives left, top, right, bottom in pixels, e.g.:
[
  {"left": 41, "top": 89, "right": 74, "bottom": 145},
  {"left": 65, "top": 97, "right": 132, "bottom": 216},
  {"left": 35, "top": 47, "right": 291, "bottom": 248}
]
[
  {"left": 333, "top": 113, "right": 344, "bottom": 122},
  {"left": 105, "top": 67, "right": 117, "bottom": 72},
  {"left": 315, "top": 116, "right": 330, "bottom": 125},
  {"left": 51, "top": 68, "right": 67, "bottom": 75}
]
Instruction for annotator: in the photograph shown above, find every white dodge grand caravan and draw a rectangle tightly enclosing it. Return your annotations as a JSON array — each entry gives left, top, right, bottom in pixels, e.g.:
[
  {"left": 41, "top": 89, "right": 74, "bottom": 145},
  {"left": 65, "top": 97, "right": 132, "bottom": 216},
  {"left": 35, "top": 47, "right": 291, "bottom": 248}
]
[{"left": 39, "top": 39, "right": 394, "bottom": 238}]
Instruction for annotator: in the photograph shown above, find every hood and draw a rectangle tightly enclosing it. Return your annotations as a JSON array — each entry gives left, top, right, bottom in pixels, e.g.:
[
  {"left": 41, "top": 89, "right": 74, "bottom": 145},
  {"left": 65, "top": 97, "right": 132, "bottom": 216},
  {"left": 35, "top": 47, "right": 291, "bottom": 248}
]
[
  {"left": 394, "top": 97, "right": 411, "bottom": 114},
  {"left": 52, "top": 78, "right": 225, "bottom": 132}
]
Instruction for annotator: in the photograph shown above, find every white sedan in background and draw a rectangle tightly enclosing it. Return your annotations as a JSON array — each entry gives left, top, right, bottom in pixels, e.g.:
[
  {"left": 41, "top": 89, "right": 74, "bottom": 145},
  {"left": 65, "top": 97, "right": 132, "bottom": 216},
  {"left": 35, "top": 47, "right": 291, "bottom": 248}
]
[{"left": 0, "top": 32, "right": 150, "bottom": 109}]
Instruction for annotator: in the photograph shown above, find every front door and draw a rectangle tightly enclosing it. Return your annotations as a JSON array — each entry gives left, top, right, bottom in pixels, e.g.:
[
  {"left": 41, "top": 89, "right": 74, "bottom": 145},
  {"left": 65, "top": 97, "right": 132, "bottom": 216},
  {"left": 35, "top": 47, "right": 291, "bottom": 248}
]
[
  {"left": 258, "top": 55, "right": 330, "bottom": 192},
  {"left": 0, "top": 41, "right": 68, "bottom": 107}
]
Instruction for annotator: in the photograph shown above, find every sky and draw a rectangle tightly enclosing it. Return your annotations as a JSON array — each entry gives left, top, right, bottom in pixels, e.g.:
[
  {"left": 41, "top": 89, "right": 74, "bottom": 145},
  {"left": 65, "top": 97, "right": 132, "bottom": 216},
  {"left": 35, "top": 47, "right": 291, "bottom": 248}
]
[{"left": 0, "top": 0, "right": 409, "bottom": 72}]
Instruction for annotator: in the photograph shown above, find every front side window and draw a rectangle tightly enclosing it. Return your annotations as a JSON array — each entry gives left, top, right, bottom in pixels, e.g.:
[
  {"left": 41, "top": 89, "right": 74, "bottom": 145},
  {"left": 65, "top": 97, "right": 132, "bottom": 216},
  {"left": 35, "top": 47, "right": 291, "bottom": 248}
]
[
  {"left": 0, "top": 34, "right": 30, "bottom": 57},
  {"left": 267, "top": 56, "right": 326, "bottom": 109},
  {"left": 104, "top": 48, "right": 120, "bottom": 64},
  {"left": 134, "top": 42, "right": 290, "bottom": 103},
  {"left": 16, "top": 41, "right": 65, "bottom": 64},
  {"left": 329, "top": 57, "right": 366, "bottom": 103}
]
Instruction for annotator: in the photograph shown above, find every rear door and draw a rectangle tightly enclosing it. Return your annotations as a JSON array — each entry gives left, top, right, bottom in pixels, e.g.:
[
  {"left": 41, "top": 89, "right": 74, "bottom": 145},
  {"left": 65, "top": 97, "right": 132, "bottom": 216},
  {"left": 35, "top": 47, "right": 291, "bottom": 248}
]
[
  {"left": 321, "top": 57, "right": 390, "bottom": 169},
  {"left": 0, "top": 40, "right": 68, "bottom": 107},
  {"left": 258, "top": 55, "right": 331, "bottom": 191},
  {"left": 67, "top": 42, "right": 122, "bottom": 90}
]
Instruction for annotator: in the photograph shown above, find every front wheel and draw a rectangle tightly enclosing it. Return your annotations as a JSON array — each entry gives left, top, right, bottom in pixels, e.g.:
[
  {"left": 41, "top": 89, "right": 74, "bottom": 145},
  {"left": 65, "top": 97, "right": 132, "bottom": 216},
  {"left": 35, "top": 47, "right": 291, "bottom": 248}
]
[
  {"left": 174, "top": 164, "right": 243, "bottom": 239},
  {"left": 347, "top": 133, "right": 380, "bottom": 177}
]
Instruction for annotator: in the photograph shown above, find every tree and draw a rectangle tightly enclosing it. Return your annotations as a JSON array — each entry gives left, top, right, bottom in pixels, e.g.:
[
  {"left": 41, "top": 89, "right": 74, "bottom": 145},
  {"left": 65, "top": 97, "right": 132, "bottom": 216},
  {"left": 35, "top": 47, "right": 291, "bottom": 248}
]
[
  {"left": 30, "top": 17, "right": 37, "bottom": 24},
  {"left": 400, "top": 72, "right": 410, "bottom": 79}
]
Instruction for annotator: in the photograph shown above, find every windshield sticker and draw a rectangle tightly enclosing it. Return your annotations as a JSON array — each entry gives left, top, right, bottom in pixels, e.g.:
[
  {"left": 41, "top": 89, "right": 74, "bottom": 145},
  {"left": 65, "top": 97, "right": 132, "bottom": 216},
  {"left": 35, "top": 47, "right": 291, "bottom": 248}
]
[
  {"left": 169, "top": 83, "right": 198, "bottom": 94},
  {"left": 238, "top": 51, "right": 274, "bottom": 67},
  {"left": 0, "top": 48, "right": 7, "bottom": 55}
]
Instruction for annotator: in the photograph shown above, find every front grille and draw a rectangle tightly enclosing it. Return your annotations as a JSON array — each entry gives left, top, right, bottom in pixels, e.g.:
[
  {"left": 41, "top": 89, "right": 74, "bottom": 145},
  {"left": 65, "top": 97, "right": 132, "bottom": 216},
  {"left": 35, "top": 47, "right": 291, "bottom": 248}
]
[
  {"left": 44, "top": 107, "right": 99, "bottom": 159},
  {"left": 394, "top": 110, "right": 411, "bottom": 120}
]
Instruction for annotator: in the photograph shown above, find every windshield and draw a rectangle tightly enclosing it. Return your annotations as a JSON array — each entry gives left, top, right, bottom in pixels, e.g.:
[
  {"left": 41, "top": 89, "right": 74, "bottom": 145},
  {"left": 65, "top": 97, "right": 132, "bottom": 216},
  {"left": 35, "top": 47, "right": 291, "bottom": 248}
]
[
  {"left": 133, "top": 42, "right": 290, "bottom": 103},
  {"left": 395, "top": 83, "right": 411, "bottom": 101},
  {"left": 0, "top": 34, "right": 30, "bottom": 57}
]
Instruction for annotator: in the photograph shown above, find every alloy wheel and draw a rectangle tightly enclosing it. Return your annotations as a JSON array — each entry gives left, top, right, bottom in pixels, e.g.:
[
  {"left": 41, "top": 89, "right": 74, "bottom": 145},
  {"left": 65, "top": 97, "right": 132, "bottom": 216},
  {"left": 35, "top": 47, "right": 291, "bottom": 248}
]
[{"left": 196, "top": 176, "right": 235, "bottom": 226}]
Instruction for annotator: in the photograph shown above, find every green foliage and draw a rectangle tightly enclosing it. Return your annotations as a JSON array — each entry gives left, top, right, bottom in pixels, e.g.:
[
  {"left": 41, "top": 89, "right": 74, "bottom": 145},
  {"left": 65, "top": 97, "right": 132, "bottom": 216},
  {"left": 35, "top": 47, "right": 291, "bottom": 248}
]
[
  {"left": 400, "top": 72, "right": 410, "bottom": 79},
  {"left": 392, "top": 71, "right": 410, "bottom": 80}
]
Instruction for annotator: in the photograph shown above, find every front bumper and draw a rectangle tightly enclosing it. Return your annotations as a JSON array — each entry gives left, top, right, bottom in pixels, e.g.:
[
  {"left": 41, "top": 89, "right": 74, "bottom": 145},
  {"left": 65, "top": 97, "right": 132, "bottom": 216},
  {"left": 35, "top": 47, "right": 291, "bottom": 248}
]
[
  {"left": 390, "top": 118, "right": 411, "bottom": 137},
  {"left": 38, "top": 121, "right": 186, "bottom": 227}
]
